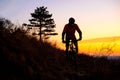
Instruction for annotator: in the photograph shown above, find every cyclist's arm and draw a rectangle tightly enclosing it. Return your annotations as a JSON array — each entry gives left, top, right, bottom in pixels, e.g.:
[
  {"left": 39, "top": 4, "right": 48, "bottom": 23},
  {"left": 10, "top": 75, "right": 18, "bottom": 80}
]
[
  {"left": 78, "top": 31, "right": 82, "bottom": 40},
  {"left": 62, "top": 32, "right": 65, "bottom": 43},
  {"left": 62, "top": 25, "right": 67, "bottom": 43},
  {"left": 75, "top": 24, "right": 82, "bottom": 40}
]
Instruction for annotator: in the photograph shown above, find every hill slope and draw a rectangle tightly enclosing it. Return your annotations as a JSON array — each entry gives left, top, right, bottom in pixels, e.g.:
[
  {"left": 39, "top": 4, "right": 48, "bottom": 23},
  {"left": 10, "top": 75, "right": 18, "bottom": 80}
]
[{"left": 0, "top": 25, "right": 120, "bottom": 80}]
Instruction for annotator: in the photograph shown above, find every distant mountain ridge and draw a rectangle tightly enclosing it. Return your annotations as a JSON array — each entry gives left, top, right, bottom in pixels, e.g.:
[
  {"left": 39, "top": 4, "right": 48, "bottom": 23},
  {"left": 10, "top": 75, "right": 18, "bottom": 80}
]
[
  {"left": 81, "top": 36, "right": 120, "bottom": 42},
  {"left": 78, "top": 36, "right": 120, "bottom": 56}
]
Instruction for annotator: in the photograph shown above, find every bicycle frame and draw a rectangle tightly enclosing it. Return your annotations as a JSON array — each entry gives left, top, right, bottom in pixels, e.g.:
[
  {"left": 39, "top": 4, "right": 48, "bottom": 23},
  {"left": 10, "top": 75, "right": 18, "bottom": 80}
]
[
  {"left": 69, "top": 40, "right": 77, "bottom": 54},
  {"left": 68, "top": 40, "right": 77, "bottom": 62}
]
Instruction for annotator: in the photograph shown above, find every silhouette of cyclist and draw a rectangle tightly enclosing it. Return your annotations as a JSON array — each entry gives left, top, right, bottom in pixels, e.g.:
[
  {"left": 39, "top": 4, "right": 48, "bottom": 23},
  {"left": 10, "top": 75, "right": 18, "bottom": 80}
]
[{"left": 62, "top": 17, "right": 82, "bottom": 58}]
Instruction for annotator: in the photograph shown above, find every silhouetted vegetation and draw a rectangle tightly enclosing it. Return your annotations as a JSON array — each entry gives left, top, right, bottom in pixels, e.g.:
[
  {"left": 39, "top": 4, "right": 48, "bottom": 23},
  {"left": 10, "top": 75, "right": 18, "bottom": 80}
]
[
  {"left": 24, "top": 6, "right": 58, "bottom": 41},
  {"left": 0, "top": 18, "right": 120, "bottom": 80}
]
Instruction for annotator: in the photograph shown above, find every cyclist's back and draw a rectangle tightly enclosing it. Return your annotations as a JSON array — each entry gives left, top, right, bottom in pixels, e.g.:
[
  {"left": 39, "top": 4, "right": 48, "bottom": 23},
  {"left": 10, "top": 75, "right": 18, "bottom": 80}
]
[{"left": 63, "top": 23, "right": 81, "bottom": 39}]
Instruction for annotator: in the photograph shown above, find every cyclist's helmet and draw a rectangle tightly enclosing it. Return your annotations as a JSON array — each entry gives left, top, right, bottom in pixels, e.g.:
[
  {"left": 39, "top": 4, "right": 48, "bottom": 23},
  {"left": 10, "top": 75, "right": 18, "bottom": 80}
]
[{"left": 69, "top": 17, "right": 75, "bottom": 24}]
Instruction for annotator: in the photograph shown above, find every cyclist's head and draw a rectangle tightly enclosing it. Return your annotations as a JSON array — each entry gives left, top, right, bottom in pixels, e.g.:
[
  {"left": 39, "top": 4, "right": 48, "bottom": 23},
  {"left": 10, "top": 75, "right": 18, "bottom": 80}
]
[{"left": 69, "top": 17, "right": 75, "bottom": 24}]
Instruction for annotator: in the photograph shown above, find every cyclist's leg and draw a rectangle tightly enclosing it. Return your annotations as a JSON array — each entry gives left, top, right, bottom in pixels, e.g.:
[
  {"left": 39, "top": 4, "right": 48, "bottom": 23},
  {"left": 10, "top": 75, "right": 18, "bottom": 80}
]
[
  {"left": 72, "top": 38, "right": 78, "bottom": 53},
  {"left": 66, "top": 38, "right": 70, "bottom": 58},
  {"left": 74, "top": 43, "right": 78, "bottom": 53},
  {"left": 65, "top": 46, "right": 69, "bottom": 60},
  {"left": 72, "top": 38, "right": 78, "bottom": 71}
]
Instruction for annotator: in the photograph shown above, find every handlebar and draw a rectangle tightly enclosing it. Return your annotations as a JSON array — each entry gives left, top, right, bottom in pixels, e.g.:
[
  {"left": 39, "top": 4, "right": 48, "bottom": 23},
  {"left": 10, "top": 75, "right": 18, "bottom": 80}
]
[{"left": 62, "top": 39, "right": 81, "bottom": 43}]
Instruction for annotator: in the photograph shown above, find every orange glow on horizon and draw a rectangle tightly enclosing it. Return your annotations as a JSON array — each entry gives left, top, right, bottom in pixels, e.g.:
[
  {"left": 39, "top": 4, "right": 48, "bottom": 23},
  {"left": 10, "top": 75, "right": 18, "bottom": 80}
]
[{"left": 51, "top": 36, "right": 120, "bottom": 56}]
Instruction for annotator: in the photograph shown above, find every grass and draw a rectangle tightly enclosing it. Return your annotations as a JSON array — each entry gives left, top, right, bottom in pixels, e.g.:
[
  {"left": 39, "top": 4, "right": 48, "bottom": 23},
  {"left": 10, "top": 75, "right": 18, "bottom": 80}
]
[{"left": 0, "top": 18, "right": 120, "bottom": 80}]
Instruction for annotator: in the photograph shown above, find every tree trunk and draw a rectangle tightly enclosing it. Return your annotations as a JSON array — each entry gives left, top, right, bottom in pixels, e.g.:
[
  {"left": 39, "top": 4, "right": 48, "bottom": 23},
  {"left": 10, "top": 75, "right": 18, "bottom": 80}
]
[
  {"left": 39, "top": 26, "right": 42, "bottom": 42},
  {"left": 39, "top": 20, "right": 42, "bottom": 42}
]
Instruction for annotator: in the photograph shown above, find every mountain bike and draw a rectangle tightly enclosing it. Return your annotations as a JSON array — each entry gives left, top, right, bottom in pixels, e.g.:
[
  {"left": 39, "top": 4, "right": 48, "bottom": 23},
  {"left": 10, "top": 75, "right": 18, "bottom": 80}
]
[{"left": 67, "top": 39, "right": 80, "bottom": 71}]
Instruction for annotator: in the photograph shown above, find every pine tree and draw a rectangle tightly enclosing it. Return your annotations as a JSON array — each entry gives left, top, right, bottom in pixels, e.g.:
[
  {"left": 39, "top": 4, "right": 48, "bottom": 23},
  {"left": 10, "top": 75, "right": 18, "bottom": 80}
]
[{"left": 28, "top": 6, "right": 58, "bottom": 41}]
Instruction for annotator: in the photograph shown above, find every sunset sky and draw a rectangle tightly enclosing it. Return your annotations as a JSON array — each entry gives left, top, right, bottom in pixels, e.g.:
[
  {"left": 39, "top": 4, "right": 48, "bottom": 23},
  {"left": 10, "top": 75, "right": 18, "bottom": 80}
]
[{"left": 0, "top": 0, "right": 120, "bottom": 40}]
